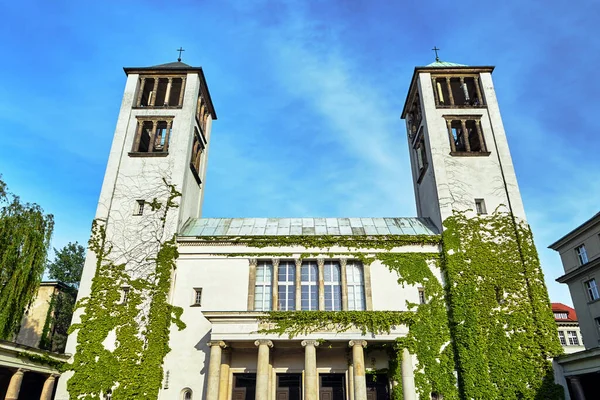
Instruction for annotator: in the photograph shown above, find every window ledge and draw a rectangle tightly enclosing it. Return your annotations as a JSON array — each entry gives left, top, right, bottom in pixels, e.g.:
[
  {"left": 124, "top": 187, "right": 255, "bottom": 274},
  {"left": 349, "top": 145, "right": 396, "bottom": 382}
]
[
  {"left": 436, "top": 104, "right": 487, "bottom": 109},
  {"left": 587, "top": 298, "right": 600, "bottom": 305},
  {"left": 450, "top": 151, "right": 491, "bottom": 157},
  {"left": 190, "top": 304, "right": 202, "bottom": 308},
  {"left": 416, "top": 164, "right": 428, "bottom": 184},
  {"left": 128, "top": 152, "right": 169, "bottom": 157},
  {"left": 190, "top": 163, "right": 203, "bottom": 185}
]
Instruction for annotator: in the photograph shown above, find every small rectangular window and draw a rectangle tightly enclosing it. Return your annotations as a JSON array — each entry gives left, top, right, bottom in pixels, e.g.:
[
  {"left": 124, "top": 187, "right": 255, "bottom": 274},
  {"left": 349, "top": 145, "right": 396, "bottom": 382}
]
[
  {"left": 121, "top": 287, "right": 130, "bottom": 304},
  {"left": 134, "top": 200, "right": 144, "bottom": 216},
  {"left": 567, "top": 330, "right": 579, "bottom": 346},
  {"left": 418, "top": 288, "right": 426, "bottom": 305},
  {"left": 553, "top": 312, "right": 568, "bottom": 320},
  {"left": 575, "top": 245, "right": 588, "bottom": 265},
  {"left": 585, "top": 279, "right": 599, "bottom": 301},
  {"left": 475, "top": 199, "right": 487, "bottom": 215},
  {"left": 558, "top": 331, "right": 567, "bottom": 346},
  {"left": 193, "top": 288, "right": 202, "bottom": 306}
]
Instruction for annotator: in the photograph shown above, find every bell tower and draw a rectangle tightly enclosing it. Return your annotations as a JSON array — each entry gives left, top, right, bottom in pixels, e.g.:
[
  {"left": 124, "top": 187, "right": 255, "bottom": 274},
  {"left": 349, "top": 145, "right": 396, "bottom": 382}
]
[{"left": 401, "top": 59, "right": 525, "bottom": 231}]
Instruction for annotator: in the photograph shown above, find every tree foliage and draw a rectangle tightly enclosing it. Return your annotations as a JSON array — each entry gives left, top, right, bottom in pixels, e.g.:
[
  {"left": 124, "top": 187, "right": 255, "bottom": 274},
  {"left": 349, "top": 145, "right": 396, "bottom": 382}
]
[
  {"left": 0, "top": 176, "right": 54, "bottom": 339},
  {"left": 47, "top": 241, "right": 85, "bottom": 288}
]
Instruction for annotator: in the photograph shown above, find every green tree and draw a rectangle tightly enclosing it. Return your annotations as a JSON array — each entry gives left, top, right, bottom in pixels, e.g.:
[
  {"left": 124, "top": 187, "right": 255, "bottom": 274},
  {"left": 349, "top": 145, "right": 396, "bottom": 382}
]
[
  {"left": 0, "top": 176, "right": 54, "bottom": 339},
  {"left": 47, "top": 242, "right": 85, "bottom": 288}
]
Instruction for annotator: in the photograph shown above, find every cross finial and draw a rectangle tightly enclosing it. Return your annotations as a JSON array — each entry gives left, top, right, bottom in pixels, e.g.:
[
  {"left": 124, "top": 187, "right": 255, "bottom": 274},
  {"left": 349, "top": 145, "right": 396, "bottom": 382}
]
[
  {"left": 432, "top": 46, "right": 440, "bottom": 62},
  {"left": 177, "top": 47, "right": 185, "bottom": 62}
]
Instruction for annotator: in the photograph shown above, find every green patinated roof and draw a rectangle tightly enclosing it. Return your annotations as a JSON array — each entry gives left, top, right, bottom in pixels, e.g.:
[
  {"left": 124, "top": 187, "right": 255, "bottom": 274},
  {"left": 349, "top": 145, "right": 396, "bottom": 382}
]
[
  {"left": 180, "top": 217, "right": 439, "bottom": 237},
  {"left": 425, "top": 60, "right": 467, "bottom": 67}
]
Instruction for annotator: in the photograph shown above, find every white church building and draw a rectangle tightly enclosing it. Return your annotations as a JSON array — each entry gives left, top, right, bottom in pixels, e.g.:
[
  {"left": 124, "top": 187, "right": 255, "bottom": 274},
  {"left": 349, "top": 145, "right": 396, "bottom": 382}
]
[{"left": 49, "top": 58, "right": 561, "bottom": 400}]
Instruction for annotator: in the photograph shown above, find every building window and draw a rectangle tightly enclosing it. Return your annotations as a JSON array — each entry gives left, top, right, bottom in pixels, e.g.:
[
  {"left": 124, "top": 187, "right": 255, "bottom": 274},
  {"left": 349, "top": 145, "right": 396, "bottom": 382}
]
[
  {"left": 196, "top": 95, "right": 210, "bottom": 133},
  {"left": 575, "top": 245, "right": 588, "bottom": 265},
  {"left": 414, "top": 128, "right": 428, "bottom": 182},
  {"left": 445, "top": 118, "right": 487, "bottom": 155},
  {"left": 558, "top": 331, "right": 567, "bottom": 346},
  {"left": 193, "top": 288, "right": 202, "bottom": 306},
  {"left": 433, "top": 76, "right": 484, "bottom": 107},
  {"left": 347, "top": 262, "right": 366, "bottom": 311},
  {"left": 189, "top": 128, "right": 205, "bottom": 184},
  {"left": 553, "top": 312, "right": 568, "bottom": 320},
  {"left": 567, "top": 331, "right": 580, "bottom": 346},
  {"left": 278, "top": 261, "right": 296, "bottom": 311},
  {"left": 133, "top": 200, "right": 145, "bottom": 216},
  {"left": 254, "top": 262, "right": 273, "bottom": 311},
  {"left": 121, "top": 287, "right": 130, "bottom": 304},
  {"left": 585, "top": 279, "right": 599, "bottom": 301},
  {"left": 137, "top": 76, "right": 185, "bottom": 108},
  {"left": 595, "top": 317, "right": 600, "bottom": 335},
  {"left": 418, "top": 288, "right": 426, "bottom": 305},
  {"left": 181, "top": 389, "right": 193, "bottom": 400},
  {"left": 132, "top": 118, "right": 173, "bottom": 154},
  {"left": 301, "top": 261, "right": 319, "bottom": 310},
  {"left": 323, "top": 261, "right": 342, "bottom": 311},
  {"left": 475, "top": 199, "right": 487, "bottom": 215}
]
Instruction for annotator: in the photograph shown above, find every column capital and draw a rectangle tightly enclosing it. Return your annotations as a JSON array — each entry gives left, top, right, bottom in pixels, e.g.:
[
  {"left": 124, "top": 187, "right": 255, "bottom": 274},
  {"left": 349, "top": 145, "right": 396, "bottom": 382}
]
[
  {"left": 209, "top": 340, "right": 227, "bottom": 348},
  {"left": 249, "top": 258, "right": 258, "bottom": 267},
  {"left": 254, "top": 339, "right": 273, "bottom": 348},
  {"left": 301, "top": 339, "right": 320, "bottom": 348},
  {"left": 317, "top": 258, "right": 325, "bottom": 268},
  {"left": 349, "top": 340, "right": 367, "bottom": 348},
  {"left": 15, "top": 368, "right": 28, "bottom": 374},
  {"left": 339, "top": 258, "right": 347, "bottom": 267},
  {"left": 295, "top": 258, "right": 302, "bottom": 267},
  {"left": 272, "top": 258, "right": 280, "bottom": 267}
]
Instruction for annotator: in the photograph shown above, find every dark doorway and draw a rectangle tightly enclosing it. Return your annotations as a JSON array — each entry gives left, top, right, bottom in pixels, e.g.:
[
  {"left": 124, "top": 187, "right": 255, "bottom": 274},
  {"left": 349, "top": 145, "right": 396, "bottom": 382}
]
[
  {"left": 320, "top": 374, "right": 345, "bottom": 400},
  {"left": 366, "top": 374, "right": 390, "bottom": 400},
  {"left": 19, "top": 371, "right": 46, "bottom": 399},
  {"left": 232, "top": 373, "right": 257, "bottom": 400},
  {"left": 277, "top": 373, "right": 302, "bottom": 400}
]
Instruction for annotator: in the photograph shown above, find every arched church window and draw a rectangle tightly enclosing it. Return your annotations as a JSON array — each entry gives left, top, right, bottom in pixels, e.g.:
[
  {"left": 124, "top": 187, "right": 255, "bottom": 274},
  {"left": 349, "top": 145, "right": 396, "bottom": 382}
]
[{"left": 181, "top": 388, "right": 193, "bottom": 400}]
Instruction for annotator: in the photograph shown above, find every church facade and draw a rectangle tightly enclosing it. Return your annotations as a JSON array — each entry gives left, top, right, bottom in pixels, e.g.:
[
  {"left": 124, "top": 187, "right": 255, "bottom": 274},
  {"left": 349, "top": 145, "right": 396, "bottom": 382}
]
[{"left": 54, "top": 59, "right": 563, "bottom": 400}]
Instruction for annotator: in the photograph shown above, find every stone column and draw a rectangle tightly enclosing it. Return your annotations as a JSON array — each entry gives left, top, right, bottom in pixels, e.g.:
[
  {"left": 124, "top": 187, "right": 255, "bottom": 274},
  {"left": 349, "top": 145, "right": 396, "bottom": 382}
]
[
  {"left": 150, "top": 77, "right": 159, "bottom": 106},
  {"left": 136, "top": 77, "right": 146, "bottom": 107},
  {"left": 348, "top": 364, "right": 355, "bottom": 400},
  {"left": 178, "top": 76, "right": 187, "bottom": 106},
  {"left": 148, "top": 120, "right": 158, "bottom": 152},
  {"left": 133, "top": 120, "right": 144, "bottom": 152},
  {"left": 475, "top": 120, "right": 485, "bottom": 151},
  {"left": 272, "top": 259, "right": 280, "bottom": 310},
  {"left": 446, "top": 119, "right": 456, "bottom": 152},
  {"left": 460, "top": 77, "right": 469, "bottom": 102},
  {"left": 445, "top": 77, "right": 455, "bottom": 106},
  {"left": 6, "top": 369, "right": 26, "bottom": 400},
  {"left": 218, "top": 349, "right": 231, "bottom": 400},
  {"left": 40, "top": 374, "right": 59, "bottom": 400},
  {"left": 302, "top": 340, "right": 320, "bottom": 400},
  {"left": 474, "top": 77, "right": 483, "bottom": 105},
  {"left": 295, "top": 259, "right": 302, "bottom": 310},
  {"left": 163, "top": 120, "right": 172, "bottom": 152},
  {"left": 349, "top": 341, "right": 367, "bottom": 400},
  {"left": 164, "top": 77, "right": 173, "bottom": 106},
  {"left": 207, "top": 341, "right": 227, "bottom": 400},
  {"left": 255, "top": 340, "right": 273, "bottom": 400},
  {"left": 568, "top": 376, "right": 586, "bottom": 400},
  {"left": 401, "top": 348, "right": 416, "bottom": 400},
  {"left": 317, "top": 258, "right": 325, "bottom": 310},
  {"left": 460, "top": 120, "right": 471, "bottom": 152},
  {"left": 340, "top": 258, "right": 348, "bottom": 310},
  {"left": 431, "top": 76, "right": 440, "bottom": 105}
]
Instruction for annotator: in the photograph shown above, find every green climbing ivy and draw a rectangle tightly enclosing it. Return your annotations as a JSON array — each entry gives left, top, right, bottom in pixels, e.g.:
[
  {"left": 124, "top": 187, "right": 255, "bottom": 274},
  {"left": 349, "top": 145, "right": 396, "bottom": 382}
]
[
  {"left": 66, "top": 181, "right": 186, "bottom": 400},
  {"left": 442, "top": 211, "right": 563, "bottom": 400},
  {"left": 17, "top": 351, "right": 66, "bottom": 370}
]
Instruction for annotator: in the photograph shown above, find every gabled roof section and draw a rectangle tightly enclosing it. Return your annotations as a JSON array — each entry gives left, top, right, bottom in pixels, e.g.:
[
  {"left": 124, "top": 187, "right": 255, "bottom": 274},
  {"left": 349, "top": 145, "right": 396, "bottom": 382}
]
[
  {"left": 179, "top": 217, "right": 439, "bottom": 237},
  {"left": 123, "top": 61, "right": 217, "bottom": 120},
  {"left": 551, "top": 302, "right": 578, "bottom": 322}
]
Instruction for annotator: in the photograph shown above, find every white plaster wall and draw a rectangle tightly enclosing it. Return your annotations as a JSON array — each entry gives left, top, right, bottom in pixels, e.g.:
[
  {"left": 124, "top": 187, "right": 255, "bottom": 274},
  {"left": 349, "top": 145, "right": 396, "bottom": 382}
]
[{"left": 413, "top": 71, "right": 527, "bottom": 231}]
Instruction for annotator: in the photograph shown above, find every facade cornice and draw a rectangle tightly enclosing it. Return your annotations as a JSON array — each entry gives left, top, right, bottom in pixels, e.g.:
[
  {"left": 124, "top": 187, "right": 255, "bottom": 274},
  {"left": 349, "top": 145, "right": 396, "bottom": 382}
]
[
  {"left": 556, "top": 257, "right": 600, "bottom": 283},
  {"left": 549, "top": 212, "right": 600, "bottom": 250}
]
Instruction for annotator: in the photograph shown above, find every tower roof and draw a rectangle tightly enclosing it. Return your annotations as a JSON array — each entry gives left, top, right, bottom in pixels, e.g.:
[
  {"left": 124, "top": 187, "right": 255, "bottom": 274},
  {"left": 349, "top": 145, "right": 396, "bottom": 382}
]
[
  {"left": 425, "top": 60, "right": 468, "bottom": 67},
  {"left": 150, "top": 61, "right": 194, "bottom": 69}
]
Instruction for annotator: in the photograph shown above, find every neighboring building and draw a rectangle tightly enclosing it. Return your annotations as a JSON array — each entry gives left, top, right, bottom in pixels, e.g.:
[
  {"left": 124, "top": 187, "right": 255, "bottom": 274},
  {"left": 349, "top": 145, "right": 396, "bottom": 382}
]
[
  {"left": 551, "top": 212, "right": 600, "bottom": 399},
  {"left": 552, "top": 303, "right": 585, "bottom": 354},
  {"left": 54, "top": 59, "right": 561, "bottom": 400},
  {"left": 0, "top": 282, "right": 71, "bottom": 399}
]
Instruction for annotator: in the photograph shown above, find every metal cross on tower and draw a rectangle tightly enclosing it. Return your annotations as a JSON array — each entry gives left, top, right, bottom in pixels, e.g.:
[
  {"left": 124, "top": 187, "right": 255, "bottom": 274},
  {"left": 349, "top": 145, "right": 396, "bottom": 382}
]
[
  {"left": 177, "top": 47, "right": 185, "bottom": 62},
  {"left": 432, "top": 46, "right": 440, "bottom": 62}
]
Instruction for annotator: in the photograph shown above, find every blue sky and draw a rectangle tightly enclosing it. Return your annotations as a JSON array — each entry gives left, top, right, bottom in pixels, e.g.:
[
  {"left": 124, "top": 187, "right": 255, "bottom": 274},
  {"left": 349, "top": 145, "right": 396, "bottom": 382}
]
[{"left": 0, "top": 0, "right": 598, "bottom": 306}]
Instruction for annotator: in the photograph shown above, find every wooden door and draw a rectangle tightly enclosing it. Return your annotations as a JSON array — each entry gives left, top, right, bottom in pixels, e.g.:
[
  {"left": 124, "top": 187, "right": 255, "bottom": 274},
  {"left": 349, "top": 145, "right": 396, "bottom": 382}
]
[
  {"left": 320, "top": 387, "right": 333, "bottom": 400},
  {"left": 232, "top": 388, "right": 246, "bottom": 400}
]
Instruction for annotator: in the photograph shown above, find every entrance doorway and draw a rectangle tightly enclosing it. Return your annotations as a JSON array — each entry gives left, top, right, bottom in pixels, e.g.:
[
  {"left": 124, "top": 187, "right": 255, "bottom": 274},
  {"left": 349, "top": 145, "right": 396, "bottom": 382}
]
[
  {"left": 276, "top": 373, "right": 302, "bottom": 400},
  {"left": 319, "top": 374, "right": 345, "bottom": 400},
  {"left": 366, "top": 374, "right": 389, "bottom": 400},
  {"left": 232, "top": 373, "right": 256, "bottom": 400}
]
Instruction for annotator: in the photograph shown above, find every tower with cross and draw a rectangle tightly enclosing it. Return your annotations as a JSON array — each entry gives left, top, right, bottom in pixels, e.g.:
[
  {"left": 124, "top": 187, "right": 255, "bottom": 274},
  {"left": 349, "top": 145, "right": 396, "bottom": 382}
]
[{"left": 401, "top": 57, "right": 526, "bottom": 231}]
